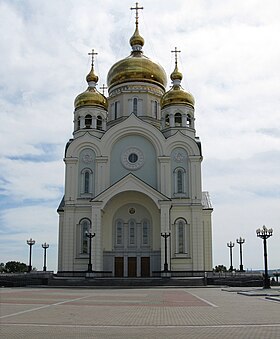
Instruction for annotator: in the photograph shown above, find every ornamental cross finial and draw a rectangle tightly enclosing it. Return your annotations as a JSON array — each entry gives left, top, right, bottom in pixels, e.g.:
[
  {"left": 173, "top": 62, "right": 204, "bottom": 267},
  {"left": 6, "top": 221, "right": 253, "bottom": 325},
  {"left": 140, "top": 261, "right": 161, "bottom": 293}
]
[
  {"left": 130, "top": 2, "right": 144, "bottom": 26},
  {"left": 171, "top": 47, "right": 181, "bottom": 66},
  {"left": 100, "top": 84, "right": 107, "bottom": 95},
  {"left": 88, "top": 49, "right": 98, "bottom": 67}
]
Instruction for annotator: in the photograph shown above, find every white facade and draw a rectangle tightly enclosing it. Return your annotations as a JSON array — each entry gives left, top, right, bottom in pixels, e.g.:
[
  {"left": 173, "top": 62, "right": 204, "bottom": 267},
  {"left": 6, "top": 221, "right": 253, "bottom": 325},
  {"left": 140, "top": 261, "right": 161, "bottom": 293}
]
[{"left": 57, "top": 14, "right": 213, "bottom": 276}]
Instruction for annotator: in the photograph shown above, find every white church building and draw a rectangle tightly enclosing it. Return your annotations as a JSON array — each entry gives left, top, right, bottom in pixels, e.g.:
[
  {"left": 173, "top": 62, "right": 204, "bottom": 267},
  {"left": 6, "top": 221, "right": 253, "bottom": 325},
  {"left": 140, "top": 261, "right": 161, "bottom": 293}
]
[{"left": 57, "top": 4, "right": 213, "bottom": 277}]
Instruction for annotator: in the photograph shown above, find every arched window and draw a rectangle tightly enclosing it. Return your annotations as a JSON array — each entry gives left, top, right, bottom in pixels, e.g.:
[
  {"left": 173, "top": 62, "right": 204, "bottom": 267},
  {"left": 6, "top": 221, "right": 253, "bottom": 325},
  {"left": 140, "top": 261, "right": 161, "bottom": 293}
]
[
  {"left": 133, "top": 98, "right": 138, "bottom": 115},
  {"left": 175, "top": 113, "right": 182, "bottom": 126},
  {"left": 115, "top": 220, "right": 124, "bottom": 246},
  {"left": 154, "top": 101, "right": 158, "bottom": 118},
  {"left": 77, "top": 117, "right": 81, "bottom": 130},
  {"left": 178, "top": 221, "right": 184, "bottom": 253},
  {"left": 187, "top": 114, "right": 191, "bottom": 127},
  {"left": 81, "top": 168, "right": 93, "bottom": 194},
  {"left": 80, "top": 218, "right": 91, "bottom": 254},
  {"left": 85, "top": 114, "right": 92, "bottom": 128},
  {"left": 174, "top": 218, "right": 189, "bottom": 255},
  {"left": 84, "top": 172, "right": 90, "bottom": 193},
  {"left": 177, "top": 169, "right": 183, "bottom": 193},
  {"left": 97, "top": 115, "right": 102, "bottom": 130},
  {"left": 129, "top": 219, "right": 136, "bottom": 245},
  {"left": 165, "top": 114, "right": 170, "bottom": 127},
  {"left": 174, "top": 167, "right": 185, "bottom": 194},
  {"left": 114, "top": 102, "right": 118, "bottom": 120}
]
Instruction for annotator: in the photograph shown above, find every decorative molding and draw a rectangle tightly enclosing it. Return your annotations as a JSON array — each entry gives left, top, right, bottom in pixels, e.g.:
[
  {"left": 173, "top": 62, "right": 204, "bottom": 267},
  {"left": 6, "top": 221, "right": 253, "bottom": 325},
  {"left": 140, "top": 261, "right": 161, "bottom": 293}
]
[{"left": 121, "top": 147, "right": 144, "bottom": 170}]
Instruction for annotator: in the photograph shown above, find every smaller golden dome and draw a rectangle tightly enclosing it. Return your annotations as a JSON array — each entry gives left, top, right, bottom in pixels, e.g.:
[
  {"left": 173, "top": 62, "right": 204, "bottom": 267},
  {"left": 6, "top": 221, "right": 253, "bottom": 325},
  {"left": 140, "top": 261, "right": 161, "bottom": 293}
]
[
  {"left": 74, "top": 66, "right": 108, "bottom": 110},
  {"left": 74, "top": 88, "right": 108, "bottom": 110},
  {"left": 161, "top": 86, "right": 195, "bottom": 109},
  {"left": 161, "top": 52, "right": 194, "bottom": 109}
]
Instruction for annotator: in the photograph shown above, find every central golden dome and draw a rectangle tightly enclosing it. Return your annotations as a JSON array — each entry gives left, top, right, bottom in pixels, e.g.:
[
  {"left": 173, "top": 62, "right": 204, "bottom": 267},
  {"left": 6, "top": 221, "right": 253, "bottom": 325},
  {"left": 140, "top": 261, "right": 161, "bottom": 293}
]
[{"left": 107, "top": 25, "right": 167, "bottom": 90}]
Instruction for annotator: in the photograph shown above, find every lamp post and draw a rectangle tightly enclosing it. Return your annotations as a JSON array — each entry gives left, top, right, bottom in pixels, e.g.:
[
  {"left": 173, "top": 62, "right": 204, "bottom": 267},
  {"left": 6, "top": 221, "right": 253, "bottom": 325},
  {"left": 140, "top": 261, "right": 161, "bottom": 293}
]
[
  {"left": 26, "top": 238, "right": 35, "bottom": 272},
  {"left": 85, "top": 229, "right": 95, "bottom": 273},
  {"left": 227, "top": 241, "right": 235, "bottom": 272},
  {"left": 236, "top": 237, "right": 245, "bottom": 272},
  {"left": 161, "top": 232, "right": 171, "bottom": 272},
  {"left": 256, "top": 225, "right": 273, "bottom": 289},
  {"left": 42, "top": 242, "right": 49, "bottom": 271}
]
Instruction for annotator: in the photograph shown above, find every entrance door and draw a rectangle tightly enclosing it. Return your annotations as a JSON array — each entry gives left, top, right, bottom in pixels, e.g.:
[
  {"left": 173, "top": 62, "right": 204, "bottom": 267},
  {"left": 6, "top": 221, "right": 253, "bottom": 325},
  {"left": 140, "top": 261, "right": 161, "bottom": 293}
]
[
  {"left": 115, "top": 257, "right": 124, "bottom": 277},
  {"left": 128, "top": 257, "right": 137, "bottom": 277},
  {"left": 141, "top": 257, "right": 150, "bottom": 277}
]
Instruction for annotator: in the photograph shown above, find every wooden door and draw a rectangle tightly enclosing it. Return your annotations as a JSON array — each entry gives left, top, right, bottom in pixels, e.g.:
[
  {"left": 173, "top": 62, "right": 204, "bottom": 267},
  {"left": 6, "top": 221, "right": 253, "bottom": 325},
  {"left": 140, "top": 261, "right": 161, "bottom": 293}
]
[
  {"left": 128, "top": 257, "right": 137, "bottom": 277},
  {"left": 141, "top": 257, "right": 150, "bottom": 277},
  {"left": 115, "top": 257, "right": 124, "bottom": 277}
]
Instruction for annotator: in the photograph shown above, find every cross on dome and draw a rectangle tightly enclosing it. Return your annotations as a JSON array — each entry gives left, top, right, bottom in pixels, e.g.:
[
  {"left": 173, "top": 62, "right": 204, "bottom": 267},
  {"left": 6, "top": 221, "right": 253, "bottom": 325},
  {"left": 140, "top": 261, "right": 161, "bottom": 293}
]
[
  {"left": 100, "top": 84, "right": 108, "bottom": 95},
  {"left": 88, "top": 49, "right": 98, "bottom": 67},
  {"left": 171, "top": 47, "right": 181, "bottom": 67},
  {"left": 130, "top": 2, "right": 144, "bottom": 27}
]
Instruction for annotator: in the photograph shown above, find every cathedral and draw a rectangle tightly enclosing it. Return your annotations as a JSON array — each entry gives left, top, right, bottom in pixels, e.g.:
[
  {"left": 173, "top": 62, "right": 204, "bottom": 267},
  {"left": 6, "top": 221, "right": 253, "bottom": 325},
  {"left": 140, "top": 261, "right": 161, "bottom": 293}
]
[{"left": 57, "top": 4, "right": 213, "bottom": 277}]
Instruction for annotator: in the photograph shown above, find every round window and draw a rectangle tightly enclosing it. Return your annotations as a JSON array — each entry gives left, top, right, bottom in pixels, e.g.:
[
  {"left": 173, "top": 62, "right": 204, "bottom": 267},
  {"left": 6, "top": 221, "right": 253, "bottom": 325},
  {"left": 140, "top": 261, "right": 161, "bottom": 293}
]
[
  {"left": 121, "top": 147, "right": 144, "bottom": 170},
  {"left": 128, "top": 153, "right": 138, "bottom": 163}
]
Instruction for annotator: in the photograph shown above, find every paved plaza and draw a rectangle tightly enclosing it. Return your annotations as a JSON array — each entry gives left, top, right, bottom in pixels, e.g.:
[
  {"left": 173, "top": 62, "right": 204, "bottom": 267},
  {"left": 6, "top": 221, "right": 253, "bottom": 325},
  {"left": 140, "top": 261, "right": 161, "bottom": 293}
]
[{"left": 0, "top": 287, "right": 279, "bottom": 338}]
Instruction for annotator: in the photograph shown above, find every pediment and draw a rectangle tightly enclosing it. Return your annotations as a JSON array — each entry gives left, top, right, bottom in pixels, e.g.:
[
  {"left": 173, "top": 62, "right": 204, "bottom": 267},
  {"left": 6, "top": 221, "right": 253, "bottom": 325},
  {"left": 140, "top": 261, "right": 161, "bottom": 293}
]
[{"left": 91, "top": 173, "right": 170, "bottom": 209}]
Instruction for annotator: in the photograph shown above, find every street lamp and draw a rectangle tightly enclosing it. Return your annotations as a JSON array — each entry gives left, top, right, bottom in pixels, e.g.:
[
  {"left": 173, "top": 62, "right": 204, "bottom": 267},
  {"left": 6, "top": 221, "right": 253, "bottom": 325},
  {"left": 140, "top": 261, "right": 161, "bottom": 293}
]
[
  {"left": 256, "top": 225, "right": 273, "bottom": 289},
  {"left": 42, "top": 242, "right": 49, "bottom": 271},
  {"left": 85, "top": 229, "right": 95, "bottom": 273},
  {"left": 236, "top": 237, "right": 245, "bottom": 272},
  {"left": 227, "top": 241, "right": 235, "bottom": 271},
  {"left": 26, "top": 238, "right": 35, "bottom": 272},
  {"left": 161, "top": 232, "right": 171, "bottom": 272}
]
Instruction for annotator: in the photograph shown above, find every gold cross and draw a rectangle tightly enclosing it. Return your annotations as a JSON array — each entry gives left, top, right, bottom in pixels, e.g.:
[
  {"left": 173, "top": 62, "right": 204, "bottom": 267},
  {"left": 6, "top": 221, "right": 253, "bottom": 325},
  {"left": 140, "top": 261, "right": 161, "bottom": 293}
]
[
  {"left": 171, "top": 47, "right": 181, "bottom": 66},
  {"left": 130, "top": 2, "right": 143, "bottom": 26},
  {"left": 100, "top": 84, "right": 107, "bottom": 95},
  {"left": 88, "top": 49, "right": 98, "bottom": 67}
]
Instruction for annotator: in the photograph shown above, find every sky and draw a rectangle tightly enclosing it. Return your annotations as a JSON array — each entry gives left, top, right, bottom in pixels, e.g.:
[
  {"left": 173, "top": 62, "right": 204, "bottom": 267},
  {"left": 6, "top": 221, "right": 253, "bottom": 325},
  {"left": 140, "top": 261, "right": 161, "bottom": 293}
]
[{"left": 0, "top": 0, "right": 279, "bottom": 272}]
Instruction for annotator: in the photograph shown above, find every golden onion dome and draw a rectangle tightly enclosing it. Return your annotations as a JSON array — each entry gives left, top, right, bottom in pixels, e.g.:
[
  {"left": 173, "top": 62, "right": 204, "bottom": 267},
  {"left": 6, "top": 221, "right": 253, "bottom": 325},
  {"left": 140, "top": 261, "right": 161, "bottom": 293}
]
[
  {"left": 74, "top": 66, "right": 108, "bottom": 110},
  {"left": 161, "top": 64, "right": 194, "bottom": 109},
  {"left": 107, "top": 23, "right": 167, "bottom": 90},
  {"left": 161, "top": 86, "right": 195, "bottom": 109}
]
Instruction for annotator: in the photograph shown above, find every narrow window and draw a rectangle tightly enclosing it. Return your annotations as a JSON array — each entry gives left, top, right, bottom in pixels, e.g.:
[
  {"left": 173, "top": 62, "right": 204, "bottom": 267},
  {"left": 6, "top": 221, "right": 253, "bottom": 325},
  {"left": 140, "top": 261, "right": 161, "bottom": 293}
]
[
  {"left": 178, "top": 221, "right": 184, "bottom": 253},
  {"left": 154, "top": 101, "right": 158, "bottom": 118},
  {"left": 81, "top": 169, "right": 93, "bottom": 194},
  {"left": 177, "top": 169, "right": 183, "bottom": 193},
  {"left": 97, "top": 115, "right": 102, "bottom": 130},
  {"left": 175, "top": 113, "right": 182, "bottom": 126},
  {"left": 133, "top": 98, "right": 138, "bottom": 115},
  {"left": 80, "top": 219, "right": 90, "bottom": 254},
  {"left": 142, "top": 220, "right": 149, "bottom": 245},
  {"left": 116, "top": 220, "right": 123, "bottom": 245},
  {"left": 114, "top": 102, "right": 118, "bottom": 119},
  {"left": 77, "top": 117, "right": 81, "bottom": 130},
  {"left": 187, "top": 114, "right": 191, "bottom": 127},
  {"left": 85, "top": 114, "right": 92, "bottom": 128},
  {"left": 84, "top": 172, "right": 90, "bottom": 193},
  {"left": 129, "top": 220, "right": 136, "bottom": 245},
  {"left": 165, "top": 114, "right": 170, "bottom": 127}
]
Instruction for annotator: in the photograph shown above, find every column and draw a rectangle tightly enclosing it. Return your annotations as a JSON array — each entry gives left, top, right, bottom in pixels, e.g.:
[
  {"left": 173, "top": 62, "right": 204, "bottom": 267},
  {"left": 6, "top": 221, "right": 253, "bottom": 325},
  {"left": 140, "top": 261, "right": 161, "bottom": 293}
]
[
  {"left": 80, "top": 116, "right": 85, "bottom": 128},
  {"left": 170, "top": 113, "right": 175, "bottom": 127},
  {"left": 159, "top": 201, "right": 171, "bottom": 271},
  {"left": 92, "top": 203, "right": 103, "bottom": 271}
]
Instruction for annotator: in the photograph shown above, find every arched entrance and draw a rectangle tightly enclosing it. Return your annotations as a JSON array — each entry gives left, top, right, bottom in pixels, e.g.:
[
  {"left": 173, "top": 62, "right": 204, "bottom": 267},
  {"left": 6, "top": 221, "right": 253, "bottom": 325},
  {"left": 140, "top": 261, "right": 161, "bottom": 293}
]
[{"left": 102, "top": 191, "right": 161, "bottom": 277}]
